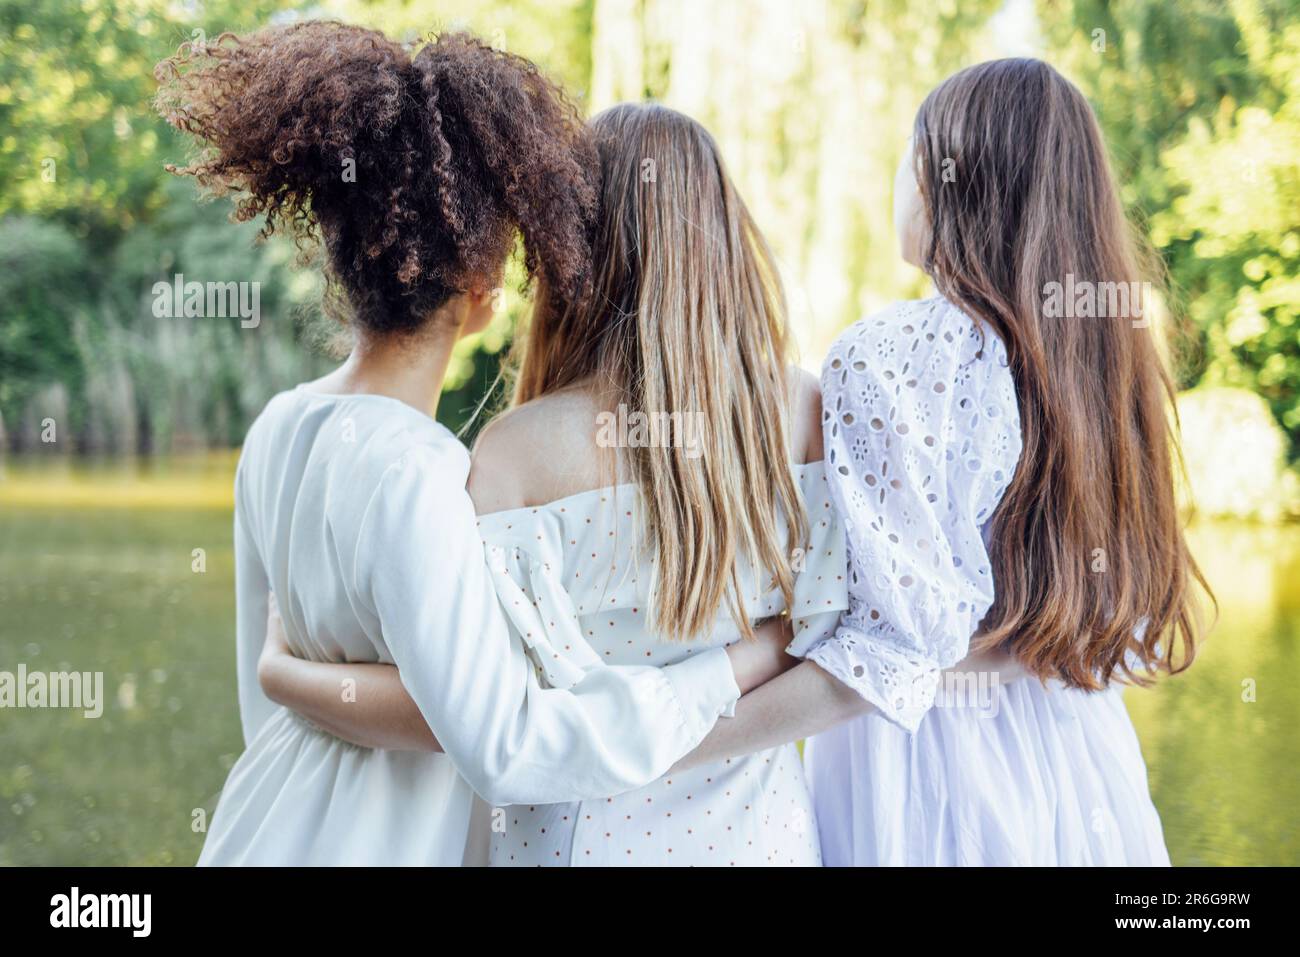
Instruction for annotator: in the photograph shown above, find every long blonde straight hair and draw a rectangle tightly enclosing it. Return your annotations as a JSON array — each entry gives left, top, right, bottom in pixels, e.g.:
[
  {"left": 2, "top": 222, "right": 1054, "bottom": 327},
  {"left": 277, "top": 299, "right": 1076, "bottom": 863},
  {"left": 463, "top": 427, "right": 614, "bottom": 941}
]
[{"left": 513, "top": 103, "right": 804, "bottom": 641}]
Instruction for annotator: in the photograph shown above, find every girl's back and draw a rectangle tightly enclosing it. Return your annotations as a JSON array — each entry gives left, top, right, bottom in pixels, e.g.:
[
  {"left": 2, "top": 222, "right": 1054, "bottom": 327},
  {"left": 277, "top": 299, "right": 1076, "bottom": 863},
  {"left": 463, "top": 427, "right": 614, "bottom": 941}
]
[
  {"left": 469, "top": 378, "right": 843, "bottom": 865},
  {"left": 795, "top": 57, "right": 1205, "bottom": 865},
  {"left": 205, "top": 388, "right": 479, "bottom": 865},
  {"left": 806, "top": 295, "right": 1169, "bottom": 866},
  {"left": 467, "top": 101, "right": 845, "bottom": 865}
]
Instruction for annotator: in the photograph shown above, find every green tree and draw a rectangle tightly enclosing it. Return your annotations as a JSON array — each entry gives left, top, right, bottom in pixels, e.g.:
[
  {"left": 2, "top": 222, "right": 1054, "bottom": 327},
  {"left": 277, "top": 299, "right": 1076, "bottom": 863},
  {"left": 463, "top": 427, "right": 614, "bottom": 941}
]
[
  {"left": 1041, "top": 0, "right": 1300, "bottom": 456},
  {"left": 0, "top": 218, "right": 90, "bottom": 444}
]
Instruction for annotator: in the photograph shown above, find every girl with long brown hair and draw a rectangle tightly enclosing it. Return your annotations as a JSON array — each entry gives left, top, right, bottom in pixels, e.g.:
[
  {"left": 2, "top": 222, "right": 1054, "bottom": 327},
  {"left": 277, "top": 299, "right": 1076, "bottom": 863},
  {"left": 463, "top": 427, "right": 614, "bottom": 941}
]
[{"left": 674, "top": 57, "right": 1210, "bottom": 865}]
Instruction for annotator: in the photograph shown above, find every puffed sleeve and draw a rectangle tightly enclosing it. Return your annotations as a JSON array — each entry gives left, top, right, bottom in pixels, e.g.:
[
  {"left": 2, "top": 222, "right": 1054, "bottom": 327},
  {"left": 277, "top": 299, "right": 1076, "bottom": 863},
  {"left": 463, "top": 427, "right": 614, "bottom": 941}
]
[
  {"left": 797, "top": 298, "right": 1021, "bottom": 732},
  {"left": 485, "top": 540, "right": 604, "bottom": 689},
  {"left": 786, "top": 462, "right": 850, "bottom": 656},
  {"left": 354, "top": 443, "right": 740, "bottom": 806}
]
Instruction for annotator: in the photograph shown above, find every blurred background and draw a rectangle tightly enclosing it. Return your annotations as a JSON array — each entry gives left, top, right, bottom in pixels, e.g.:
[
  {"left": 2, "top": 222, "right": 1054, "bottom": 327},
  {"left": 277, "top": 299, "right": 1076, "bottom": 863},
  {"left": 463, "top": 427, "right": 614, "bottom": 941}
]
[{"left": 1, "top": 0, "right": 1297, "bottom": 865}]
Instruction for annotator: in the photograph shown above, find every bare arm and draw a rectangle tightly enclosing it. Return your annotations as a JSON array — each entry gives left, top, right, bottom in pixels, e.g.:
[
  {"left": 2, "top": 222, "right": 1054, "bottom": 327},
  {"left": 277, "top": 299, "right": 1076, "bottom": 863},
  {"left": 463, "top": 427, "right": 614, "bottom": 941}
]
[
  {"left": 670, "top": 645, "right": 1029, "bottom": 773},
  {"left": 257, "top": 596, "right": 442, "bottom": 752},
  {"left": 669, "top": 661, "right": 863, "bottom": 773},
  {"left": 259, "top": 656, "right": 440, "bottom": 751},
  {"left": 259, "top": 597, "right": 797, "bottom": 753}
]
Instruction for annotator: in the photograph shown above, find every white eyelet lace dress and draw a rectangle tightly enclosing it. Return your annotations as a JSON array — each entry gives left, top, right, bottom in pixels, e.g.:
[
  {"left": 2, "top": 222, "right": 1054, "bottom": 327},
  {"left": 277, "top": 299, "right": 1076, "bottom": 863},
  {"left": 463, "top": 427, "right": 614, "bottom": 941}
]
[
  {"left": 789, "top": 295, "right": 1170, "bottom": 866},
  {"left": 479, "top": 463, "right": 848, "bottom": 866}
]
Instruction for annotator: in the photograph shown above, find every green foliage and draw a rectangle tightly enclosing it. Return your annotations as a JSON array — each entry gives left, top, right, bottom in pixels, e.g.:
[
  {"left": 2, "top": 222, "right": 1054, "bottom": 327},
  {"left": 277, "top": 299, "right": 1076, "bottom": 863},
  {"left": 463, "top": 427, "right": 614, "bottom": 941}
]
[
  {"left": 1041, "top": 0, "right": 1300, "bottom": 457},
  {"left": 0, "top": 177, "right": 329, "bottom": 451},
  {"left": 0, "top": 218, "right": 89, "bottom": 428},
  {"left": 1, "top": 0, "right": 1298, "bottom": 471},
  {"left": 0, "top": 0, "right": 292, "bottom": 233},
  {"left": 1156, "top": 13, "right": 1300, "bottom": 451},
  {"left": 0, "top": 0, "right": 322, "bottom": 450}
]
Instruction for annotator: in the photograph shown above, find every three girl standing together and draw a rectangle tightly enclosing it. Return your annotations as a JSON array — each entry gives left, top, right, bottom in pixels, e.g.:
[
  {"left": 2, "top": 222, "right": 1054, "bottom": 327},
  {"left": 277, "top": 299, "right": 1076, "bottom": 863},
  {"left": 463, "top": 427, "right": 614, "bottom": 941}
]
[{"left": 157, "top": 21, "right": 1207, "bottom": 867}]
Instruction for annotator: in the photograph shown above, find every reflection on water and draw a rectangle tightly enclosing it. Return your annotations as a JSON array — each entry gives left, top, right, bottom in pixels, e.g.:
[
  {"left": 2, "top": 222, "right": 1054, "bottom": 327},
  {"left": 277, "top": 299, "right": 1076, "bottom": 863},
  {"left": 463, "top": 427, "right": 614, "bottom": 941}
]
[
  {"left": 1, "top": 455, "right": 1296, "bottom": 865},
  {"left": 0, "top": 454, "right": 241, "bottom": 866},
  {"left": 1125, "top": 523, "right": 1300, "bottom": 866}
]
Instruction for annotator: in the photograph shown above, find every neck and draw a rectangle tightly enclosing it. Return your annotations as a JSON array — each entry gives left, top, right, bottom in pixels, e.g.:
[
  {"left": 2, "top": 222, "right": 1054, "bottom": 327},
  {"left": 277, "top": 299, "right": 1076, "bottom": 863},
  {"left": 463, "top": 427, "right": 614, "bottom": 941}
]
[{"left": 320, "top": 303, "right": 467, "bottom": 419}]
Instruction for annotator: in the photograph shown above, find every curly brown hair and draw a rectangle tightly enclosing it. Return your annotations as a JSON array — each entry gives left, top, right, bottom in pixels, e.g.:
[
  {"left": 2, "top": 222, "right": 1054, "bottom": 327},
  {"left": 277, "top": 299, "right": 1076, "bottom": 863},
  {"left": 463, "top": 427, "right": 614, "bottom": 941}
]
[{"left": 155, "top": 21, "right": 597, "bottom": 335}]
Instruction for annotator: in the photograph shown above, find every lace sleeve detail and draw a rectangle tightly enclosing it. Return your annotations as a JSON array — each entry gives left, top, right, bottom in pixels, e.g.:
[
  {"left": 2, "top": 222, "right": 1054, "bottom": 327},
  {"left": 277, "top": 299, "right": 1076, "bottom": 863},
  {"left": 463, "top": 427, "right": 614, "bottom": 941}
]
[{"left": 801, "top": 297, "right": 1022, "bottom": 732}]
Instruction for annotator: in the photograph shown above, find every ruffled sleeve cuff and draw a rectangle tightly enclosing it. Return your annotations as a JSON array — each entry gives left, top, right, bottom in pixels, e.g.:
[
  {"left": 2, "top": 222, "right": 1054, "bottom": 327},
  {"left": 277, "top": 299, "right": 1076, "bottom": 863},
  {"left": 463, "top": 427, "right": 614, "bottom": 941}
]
[
  {"left": 803, "top": 624, "right": 941, "bottom": 733},
  {"left": 486, "top": 542, "right": 603, "bottom": 689},
  {"left": 661, "top": 646, "right": 741, "bottom": 730},
  {"left": 489, "top": 541, "right": 740, "bottom": 734}
]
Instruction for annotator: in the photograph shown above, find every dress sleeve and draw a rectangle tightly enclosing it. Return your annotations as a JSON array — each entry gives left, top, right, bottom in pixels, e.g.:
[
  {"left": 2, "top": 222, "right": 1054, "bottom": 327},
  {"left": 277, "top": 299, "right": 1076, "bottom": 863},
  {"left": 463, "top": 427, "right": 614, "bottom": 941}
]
[
  {"left": 785, "top": 462, "right": 850, "bottom": 657},
  {"left": 355, "top": 444, "right": 739, "bottom": 807},
  {"left": 797, "top": 299, "right": 1020, "bottom": 732},
  {"left": 232, "top": 460, "right": 275, "bottom": 746},
  {"left": 484, "top": 540, "right": 609, "bottom": 690}
]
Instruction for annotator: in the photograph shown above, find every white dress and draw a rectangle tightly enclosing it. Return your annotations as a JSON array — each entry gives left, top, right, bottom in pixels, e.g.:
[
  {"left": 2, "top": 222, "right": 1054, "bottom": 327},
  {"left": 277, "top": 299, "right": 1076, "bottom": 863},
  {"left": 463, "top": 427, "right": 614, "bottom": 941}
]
[
  {"left": 791, "top": 296, "right": 1170, "bottom": 866},
  {"left": 480, "top": 464, "right": 848, "bottom": 866},
  {"left": 199, "top": 387, "right": 740, "bottom": 866}
]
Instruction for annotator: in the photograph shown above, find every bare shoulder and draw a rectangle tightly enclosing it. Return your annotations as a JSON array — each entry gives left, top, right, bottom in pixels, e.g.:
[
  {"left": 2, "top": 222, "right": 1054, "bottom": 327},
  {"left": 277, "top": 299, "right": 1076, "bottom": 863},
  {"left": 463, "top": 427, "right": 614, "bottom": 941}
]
[
  {"left": 788, "top": 364, "right": 824, "bottom": 465},
  {"left": 467, "top": 386, "right": 607, "bottom": 514}
]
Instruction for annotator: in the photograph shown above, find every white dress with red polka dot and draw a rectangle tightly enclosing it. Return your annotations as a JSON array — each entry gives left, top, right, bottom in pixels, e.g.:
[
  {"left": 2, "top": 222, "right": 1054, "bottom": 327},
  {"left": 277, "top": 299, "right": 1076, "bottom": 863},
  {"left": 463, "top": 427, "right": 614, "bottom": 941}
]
[{"left": 477, "top": 463, "right": 848, "bottom": 866}]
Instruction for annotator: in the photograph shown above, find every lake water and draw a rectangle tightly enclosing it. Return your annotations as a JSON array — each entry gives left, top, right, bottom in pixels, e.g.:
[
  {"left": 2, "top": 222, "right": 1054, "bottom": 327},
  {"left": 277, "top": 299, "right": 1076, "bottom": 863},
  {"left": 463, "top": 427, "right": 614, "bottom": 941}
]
[{"left": 1, "top": 454, "right": 1296, "bottom": 865}]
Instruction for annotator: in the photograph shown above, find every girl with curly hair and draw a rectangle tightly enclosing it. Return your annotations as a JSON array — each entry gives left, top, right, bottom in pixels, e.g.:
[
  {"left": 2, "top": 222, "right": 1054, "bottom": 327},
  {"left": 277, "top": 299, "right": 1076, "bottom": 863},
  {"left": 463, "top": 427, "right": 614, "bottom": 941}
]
[{"left": 158, "top": 22, "right": 781, "bottom": 866}]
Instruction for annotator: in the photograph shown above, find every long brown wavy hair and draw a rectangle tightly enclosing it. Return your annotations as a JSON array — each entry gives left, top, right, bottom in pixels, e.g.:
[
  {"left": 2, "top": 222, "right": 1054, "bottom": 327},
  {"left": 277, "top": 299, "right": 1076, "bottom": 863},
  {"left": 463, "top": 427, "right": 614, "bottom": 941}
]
[
  {"left": 913, "top": 58, "right": 1211, "bottom": 688},
  {"left": 513, "top": 103, "right": 804, "bottom": 641}
]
